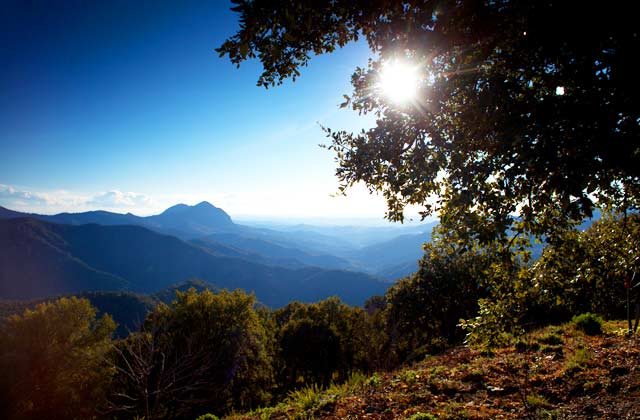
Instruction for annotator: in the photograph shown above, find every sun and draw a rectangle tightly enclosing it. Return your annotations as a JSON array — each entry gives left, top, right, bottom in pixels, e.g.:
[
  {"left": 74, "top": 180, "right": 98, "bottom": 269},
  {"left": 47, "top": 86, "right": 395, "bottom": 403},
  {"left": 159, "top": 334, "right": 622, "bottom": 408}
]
[{"left": 377, "top": 59, "right": 421, "bottom": 104}]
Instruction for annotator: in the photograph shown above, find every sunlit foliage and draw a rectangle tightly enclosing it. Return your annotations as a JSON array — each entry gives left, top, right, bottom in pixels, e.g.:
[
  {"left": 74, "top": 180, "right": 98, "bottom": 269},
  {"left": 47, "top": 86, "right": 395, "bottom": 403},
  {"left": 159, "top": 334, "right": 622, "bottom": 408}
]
[
  {"left": 533, "top": 213, "right": 640, "bottom": 320},
  {"left": 219, "top": 0, "right": 640, "bottom": 244},
  {"left": 386, "top": 244, "right": 486, "bottom": 359}
]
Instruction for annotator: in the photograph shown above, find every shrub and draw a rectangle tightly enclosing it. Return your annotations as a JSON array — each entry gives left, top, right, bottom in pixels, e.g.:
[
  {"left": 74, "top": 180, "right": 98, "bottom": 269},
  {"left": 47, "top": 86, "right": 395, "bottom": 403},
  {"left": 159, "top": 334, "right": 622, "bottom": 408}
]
[
  {"left": 110, "top": 288, "right": 273, "bottom": 420},
  {"left": 400, "top": 369, "right": 420, "bottom": 385},
  {"left": 407, "top": 413, "right": 437, "bottom": 420},
  {"left": 386, "top": 239, "right": 492, "bottom": 362},
  {"left": 572, "top": 313, "right": 603, "bottom": 335},
  {"left": 366, "top": 372, "right": 382, "bottom": 388},
  {"left": 526, "top": 393, "right": 551, "bottom": 409},
  {"left": 195, "top": 415, "right": 220, "bottom": 420},
  {"left": 275, "top": 297, "right": 369, "bottom": 389},
  {"left": 565, "top": 347, "right": 592, "bottom": 372},
  {"left": 286, "top": 384, "right": 321, "bottom": 411}
]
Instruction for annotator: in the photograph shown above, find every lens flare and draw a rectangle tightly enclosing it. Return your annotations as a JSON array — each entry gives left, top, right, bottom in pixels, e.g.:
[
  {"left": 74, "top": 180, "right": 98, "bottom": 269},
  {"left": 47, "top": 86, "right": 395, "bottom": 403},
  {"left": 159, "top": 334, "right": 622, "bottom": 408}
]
[{"left": 378, "top": 60, "right": 421, "bottom": 104}]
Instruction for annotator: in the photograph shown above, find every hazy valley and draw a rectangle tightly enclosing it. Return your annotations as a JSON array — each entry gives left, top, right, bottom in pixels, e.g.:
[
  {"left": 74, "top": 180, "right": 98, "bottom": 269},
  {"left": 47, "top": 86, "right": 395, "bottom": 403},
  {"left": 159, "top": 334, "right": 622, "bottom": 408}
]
[{"left": 0, "top": 201, "right": 433, "bottom": 308}]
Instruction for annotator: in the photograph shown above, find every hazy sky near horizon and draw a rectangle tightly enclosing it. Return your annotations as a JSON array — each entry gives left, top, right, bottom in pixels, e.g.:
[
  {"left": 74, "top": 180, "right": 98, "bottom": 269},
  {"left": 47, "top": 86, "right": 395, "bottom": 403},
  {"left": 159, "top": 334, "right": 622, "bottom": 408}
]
[{"left": 0, "top": 0, "right": 420, "bottom": 222}]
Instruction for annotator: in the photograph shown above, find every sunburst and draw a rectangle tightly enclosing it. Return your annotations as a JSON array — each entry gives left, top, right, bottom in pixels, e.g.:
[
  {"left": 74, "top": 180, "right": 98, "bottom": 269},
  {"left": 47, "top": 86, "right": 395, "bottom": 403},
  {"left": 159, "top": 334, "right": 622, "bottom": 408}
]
[{"left": 377, "top": 59, "right": 421, "bottom": 104}]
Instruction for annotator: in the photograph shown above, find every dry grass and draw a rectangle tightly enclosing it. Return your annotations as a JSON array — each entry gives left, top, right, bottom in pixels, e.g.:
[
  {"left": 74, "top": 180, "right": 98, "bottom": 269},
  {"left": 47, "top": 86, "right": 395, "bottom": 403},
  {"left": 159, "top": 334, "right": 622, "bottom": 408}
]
[{"left": 225, "top": 321, "right": 640, "bottom": 420}]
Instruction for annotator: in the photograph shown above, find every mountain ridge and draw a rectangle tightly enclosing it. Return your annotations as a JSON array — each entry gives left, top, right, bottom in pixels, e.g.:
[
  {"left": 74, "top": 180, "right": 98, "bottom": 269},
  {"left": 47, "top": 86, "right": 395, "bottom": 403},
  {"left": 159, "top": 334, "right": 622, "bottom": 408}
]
[
  {"left": 0, "top": 203, "right": 440, "bottom": 281},
  {"left": 0, "top": 217, "right": 387, "bottom": 307},
  {"left": 0, "top": 201, "right": 235, "bottom": 238},
  {"left": 0, "top": 204, "right": 420, "bottom": 276}
]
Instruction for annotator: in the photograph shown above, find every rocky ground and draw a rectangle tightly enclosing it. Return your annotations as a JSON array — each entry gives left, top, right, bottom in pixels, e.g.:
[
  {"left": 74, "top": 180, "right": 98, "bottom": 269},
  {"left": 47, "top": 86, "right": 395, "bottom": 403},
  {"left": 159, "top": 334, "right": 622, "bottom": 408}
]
[{"left": 226, "top": 321, "right": 640, "bottom": 419}]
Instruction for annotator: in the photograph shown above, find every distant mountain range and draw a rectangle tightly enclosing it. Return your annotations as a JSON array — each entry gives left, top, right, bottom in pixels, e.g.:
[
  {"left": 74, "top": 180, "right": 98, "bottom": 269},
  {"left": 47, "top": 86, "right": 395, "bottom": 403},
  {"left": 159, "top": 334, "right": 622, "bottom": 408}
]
[
  {"left": 0, "top": 216, "right": 388, "bottom": 307},
  {"left": 0, "top": 202, "right": 434, "bottom": 279},
  {"left": 0, "top": 201, "right": 236, "bottom": 238}
]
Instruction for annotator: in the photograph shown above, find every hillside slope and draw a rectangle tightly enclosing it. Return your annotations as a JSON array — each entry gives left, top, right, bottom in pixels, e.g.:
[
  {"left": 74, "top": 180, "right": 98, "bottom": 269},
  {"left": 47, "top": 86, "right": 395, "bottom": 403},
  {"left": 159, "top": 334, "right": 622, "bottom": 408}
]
[
  {"left": 347, "top": 232, "right": 430, "bottom": 280},
  {"left": 226, "top": 321, "right": 640, "bottom": 420},
  {"left": 0, "top": 218, "right": 387, "bottom": 307},
  {"left": 0, "top": 218, "right": 128, "bottom": 298},
  {"left": 196, "top": 233, "right": 353, "bottom": 270}
]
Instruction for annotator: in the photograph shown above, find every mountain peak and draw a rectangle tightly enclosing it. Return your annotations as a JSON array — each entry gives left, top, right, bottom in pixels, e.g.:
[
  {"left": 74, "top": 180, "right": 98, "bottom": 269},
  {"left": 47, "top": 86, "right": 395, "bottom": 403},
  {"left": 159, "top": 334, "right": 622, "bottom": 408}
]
[
  {"left": 151, "top": 201, "right": 235, "bottom": 236},
  {"left": 194, "top": 201, "right": 217, "bottom": 209},
  {"left": 161, "top": 203, "right": 190, "bottom": 215},
  {"left": 162, "top": 201, "right": 218, "bottom": 215}
]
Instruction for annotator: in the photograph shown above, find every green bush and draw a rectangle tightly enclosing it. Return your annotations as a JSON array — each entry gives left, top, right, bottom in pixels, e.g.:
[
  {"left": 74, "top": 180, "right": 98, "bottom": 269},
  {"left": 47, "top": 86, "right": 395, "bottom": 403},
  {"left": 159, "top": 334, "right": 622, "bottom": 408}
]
[
  {"left": 110, "top": 288, "right": 273, "bottom": 419},
  {"left": 275, "top": 297, "right": 370, "bottom": 389},
  {"left": 526, "top": 393, "right": 551, "bottom": 409},
  {"left": 366, "top": 372, "right": 382, "bottom": 388},
  {"left": 195, "top": 415, "right": 220, "bottom": 420},
  {"left": 407, "top": 413, "right": 437, "bottom": 420},
  {"left": 571, "top": 313, "right": 603, "bottom": 335},
  {"left": 386, "top": 236, "right": 492, "bottom": 362},
  {"left": 286, "top": 384, "right": 321, "bottom": 411},
  {"left": 565, "top": 347, "right": 592, "bottom": 372}
]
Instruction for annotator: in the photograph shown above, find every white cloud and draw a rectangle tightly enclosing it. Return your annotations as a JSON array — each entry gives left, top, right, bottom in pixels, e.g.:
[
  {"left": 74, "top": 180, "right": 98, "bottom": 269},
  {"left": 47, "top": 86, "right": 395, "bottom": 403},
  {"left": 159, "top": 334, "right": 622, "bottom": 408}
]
[
  {"left": 0, "top": 184, "right": 49, "bottom": 207},
  {"left": 0, "top": 184, "right": 155, "bottom": 215},
  {"left": 87, "top": 190, "right": 152, "bottom": 209}
]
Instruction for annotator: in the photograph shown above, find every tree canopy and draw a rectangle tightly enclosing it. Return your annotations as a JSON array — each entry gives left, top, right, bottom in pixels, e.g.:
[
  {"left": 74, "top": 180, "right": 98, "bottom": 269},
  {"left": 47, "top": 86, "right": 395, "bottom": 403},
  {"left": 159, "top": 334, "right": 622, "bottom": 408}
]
[
  {"left": 533, "top": 213, "right": 640, "bottom": 320},
  {"left": 274, "top": 296, "right": 369, "bottom": 388},
  {"left": 0, "top": 297, "right": 115, "bottom": 420},
  {"left": 219, "top": 0, "right": 640, "bottom": 242},
  {"left": 109, "top": 288, "right": 273, "bottom": 420}
]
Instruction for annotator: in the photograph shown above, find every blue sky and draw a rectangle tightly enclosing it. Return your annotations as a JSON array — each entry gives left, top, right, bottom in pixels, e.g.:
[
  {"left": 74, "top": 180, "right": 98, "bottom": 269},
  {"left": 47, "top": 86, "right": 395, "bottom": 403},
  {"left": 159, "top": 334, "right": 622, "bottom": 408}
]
[{"left": 0, "top": 0, "right": 417, "bottom": 222}]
